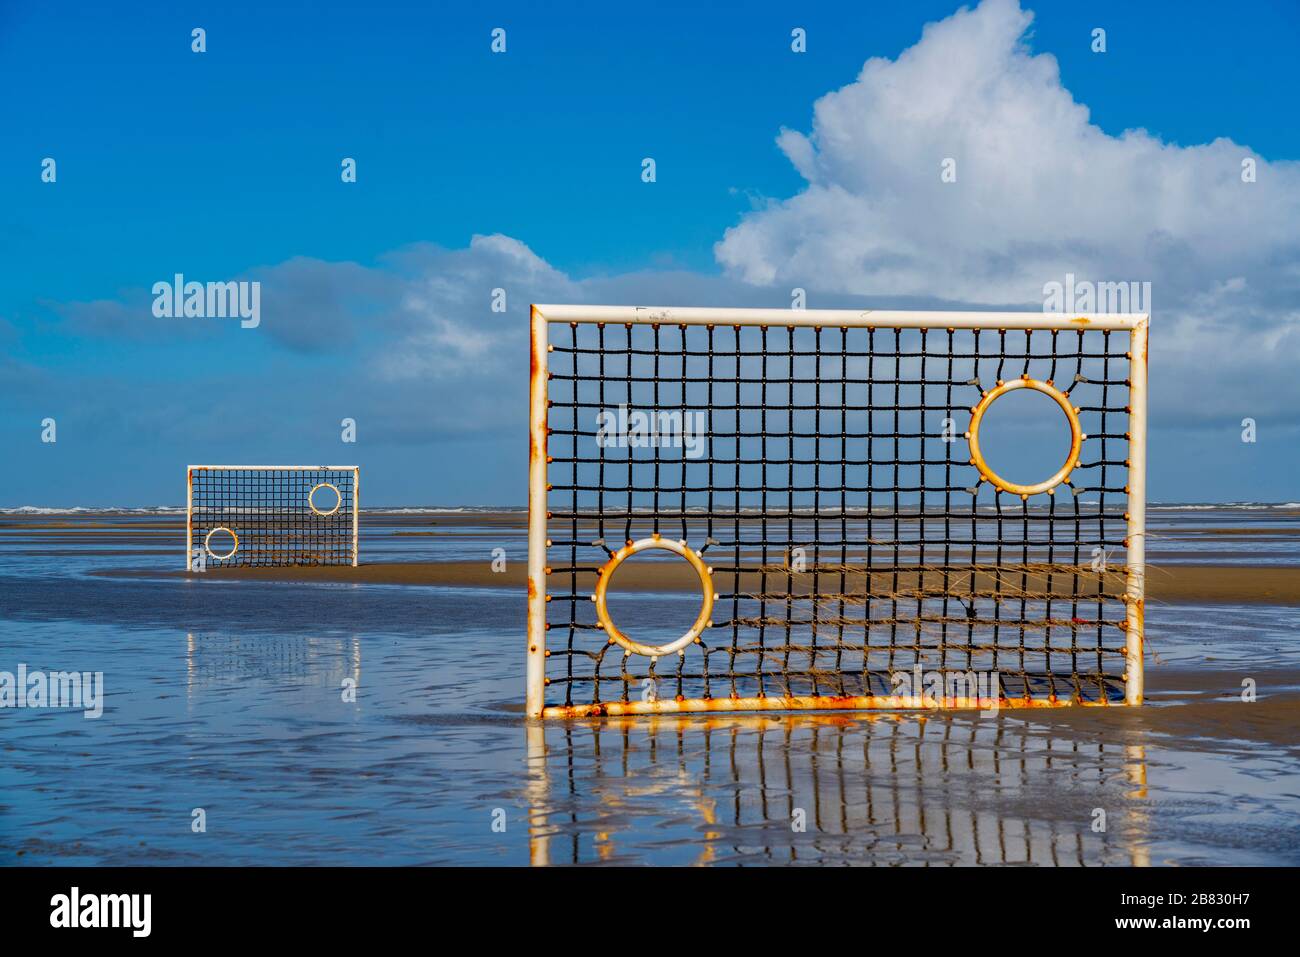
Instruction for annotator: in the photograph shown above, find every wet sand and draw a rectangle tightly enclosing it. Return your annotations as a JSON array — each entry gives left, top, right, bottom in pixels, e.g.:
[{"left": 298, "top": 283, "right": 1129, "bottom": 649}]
[
  {"left": 580, "top": 682, "right": 1300, "bottom": 751},
  {"left": 5, "top": 508, "right": 1300, "bottom": 864},
  {"left": 96, "top": 560, "right": 1300, "bottom": 605},
  {"left": 6, "top": 508, "right": 1294, "bottom": 603}
]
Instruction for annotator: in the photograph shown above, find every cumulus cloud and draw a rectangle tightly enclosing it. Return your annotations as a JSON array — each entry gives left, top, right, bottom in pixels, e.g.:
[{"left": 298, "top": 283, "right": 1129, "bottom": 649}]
[
  {"left": 374, "top": 234, "right": 580, "bottom": 380},
  {"left": 248, "top": 257, "right": 400, "bottom": 353},
  {"left": 717, "top": 0, "right": 1299, "bottom": 304},
  {"left": 713, "top": 0, "right": 1300, "bottom": 425}
]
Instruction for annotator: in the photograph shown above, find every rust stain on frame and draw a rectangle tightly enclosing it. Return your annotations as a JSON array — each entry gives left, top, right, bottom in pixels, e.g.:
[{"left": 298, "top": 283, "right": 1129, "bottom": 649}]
[
  {"left": 526, "top": 305, "right": 550, "bottom": 718},
  {"left": 544, "top": 694, "right": 1110, "bottom": 719},
  {"left": 1123, "top": 316, "right": 1149, "bottom": 705}
]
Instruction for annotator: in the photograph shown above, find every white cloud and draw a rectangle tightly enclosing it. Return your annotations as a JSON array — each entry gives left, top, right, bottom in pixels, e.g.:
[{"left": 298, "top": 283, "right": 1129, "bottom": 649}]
[
  {"left": 374, "top": 234, "right": 580, "bottom": 381},
  {"left": 715, "top": 0, "right": 1300, "bottom": 313},
  {"left": 31, "top": 1, "right": 1300, "bottom": 448},
  {"left": 713, "top": 0, "right": 1300, "bottom": 426}
]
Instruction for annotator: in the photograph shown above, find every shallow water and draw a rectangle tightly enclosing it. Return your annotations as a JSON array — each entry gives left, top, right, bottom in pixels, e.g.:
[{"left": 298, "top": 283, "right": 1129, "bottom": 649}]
[{"left": 1, "top": 509, "right": 1298, "bottom": 865}]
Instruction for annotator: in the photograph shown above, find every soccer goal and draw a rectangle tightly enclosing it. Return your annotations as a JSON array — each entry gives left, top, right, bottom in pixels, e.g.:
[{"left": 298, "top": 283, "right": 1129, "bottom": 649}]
[
  {"left": 186, "top": 465, "right": 359, "bottom": 568},
  {"left": 527, "top": 305, "right": 1148, "bottom": 718}
]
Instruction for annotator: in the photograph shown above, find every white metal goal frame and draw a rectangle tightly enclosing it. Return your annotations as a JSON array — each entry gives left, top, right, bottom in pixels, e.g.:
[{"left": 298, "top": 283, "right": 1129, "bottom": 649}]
[
  {"left": 186, "top": 465, "right": 360, "bottom": 568},
  {"left": 528, "top": 304, "right": 1148, "bottom": 719}
]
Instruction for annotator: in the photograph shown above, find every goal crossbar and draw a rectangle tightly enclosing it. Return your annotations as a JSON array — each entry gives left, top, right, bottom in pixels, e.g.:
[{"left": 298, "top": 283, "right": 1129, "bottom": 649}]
[{"left": 533, "top": 303, "right": 1148, "bottom": 331}]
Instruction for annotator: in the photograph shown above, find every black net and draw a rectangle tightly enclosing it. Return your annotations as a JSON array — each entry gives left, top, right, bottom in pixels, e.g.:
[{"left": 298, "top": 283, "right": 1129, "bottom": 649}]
[
  {"left": 189, "top": 467, "right": 357, "bottom": 566},
  {"left": 543, "top": 321, "right": 1134, "bottom": 710}
]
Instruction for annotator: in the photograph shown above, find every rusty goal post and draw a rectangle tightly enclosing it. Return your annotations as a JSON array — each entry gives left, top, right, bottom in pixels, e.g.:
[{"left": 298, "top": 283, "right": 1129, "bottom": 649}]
[{"left": 528, "top": 305, "right": 1147, "bottom": 718}]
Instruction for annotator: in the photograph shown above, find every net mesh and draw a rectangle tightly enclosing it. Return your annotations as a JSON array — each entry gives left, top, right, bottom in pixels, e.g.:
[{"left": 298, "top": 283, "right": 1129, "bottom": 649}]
[
  {"left": 542, "top": 321, "right": 1134, "bottom": 710},
  {"left": 189, "top": 467, "right": 357, "bottom": 567}
]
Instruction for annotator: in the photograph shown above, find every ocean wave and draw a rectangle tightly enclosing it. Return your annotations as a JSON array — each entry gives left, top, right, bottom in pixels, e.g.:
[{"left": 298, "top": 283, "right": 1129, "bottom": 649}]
[
  {"left": 3, "top": 502, "right": 1295, "bottom": 516},
  {"left": 0, "top": 505, "right": 186, "bottom": 515}
]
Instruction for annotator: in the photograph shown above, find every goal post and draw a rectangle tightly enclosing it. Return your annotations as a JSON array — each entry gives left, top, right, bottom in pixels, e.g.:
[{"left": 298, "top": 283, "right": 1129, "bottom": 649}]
[
  {"left": 186, "top": 465, "right": 360, "bottom": 569},
  {"left": 527, "top": 304, "right": 1148, "bottom": 718}
]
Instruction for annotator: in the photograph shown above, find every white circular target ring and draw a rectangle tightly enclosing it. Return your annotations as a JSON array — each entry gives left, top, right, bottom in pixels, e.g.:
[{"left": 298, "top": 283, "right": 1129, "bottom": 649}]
[
  {"left": 204, "top": 526, "right": 239, "bottom": 560},
  {"left": 309, "top": 482, "right": 342, "bottom": 516}
]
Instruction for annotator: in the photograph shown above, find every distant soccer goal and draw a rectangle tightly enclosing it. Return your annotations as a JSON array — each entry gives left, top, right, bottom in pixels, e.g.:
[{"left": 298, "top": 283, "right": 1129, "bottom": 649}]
[
  {"left": 527, "top": 305, "right": 1148, "bottom": 718},
  {"left": 186, "top": 466, "right": 359, "bottom": 568}
]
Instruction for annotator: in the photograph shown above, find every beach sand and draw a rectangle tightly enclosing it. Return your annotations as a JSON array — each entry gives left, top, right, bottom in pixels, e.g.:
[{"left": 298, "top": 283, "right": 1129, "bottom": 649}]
[
  {"left": 5, "top": 508, "right": 1287, "bottom": 604},
  {"left": 95, "top": 559, "right": 1300, "bottom": 605},
  {"left": 5, "top": 507, "right": 1299, "bottom": 865}
]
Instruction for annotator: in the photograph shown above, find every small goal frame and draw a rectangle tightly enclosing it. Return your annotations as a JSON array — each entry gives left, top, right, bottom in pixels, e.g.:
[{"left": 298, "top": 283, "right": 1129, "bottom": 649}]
[{"left": 186, "top": 465, "right": 360, "bottom": 568}]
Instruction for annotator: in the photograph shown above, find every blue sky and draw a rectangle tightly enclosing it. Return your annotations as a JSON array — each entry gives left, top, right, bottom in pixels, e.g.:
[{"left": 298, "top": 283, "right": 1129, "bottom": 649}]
[{"left": 3, "top": 0, "right": 1298, "bottom": 505}]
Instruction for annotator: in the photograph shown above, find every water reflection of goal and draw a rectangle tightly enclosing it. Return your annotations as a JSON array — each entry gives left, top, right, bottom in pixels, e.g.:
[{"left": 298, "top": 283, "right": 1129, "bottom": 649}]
[
  {"left": 528, "top": 305, "right": 1149, "bottom": 717},
  {"left": 526, "top": 716, "right": 1150, "bottom": 866},
  {"left": 185, "top": 632, "right": 362, "bottom": 697}
]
